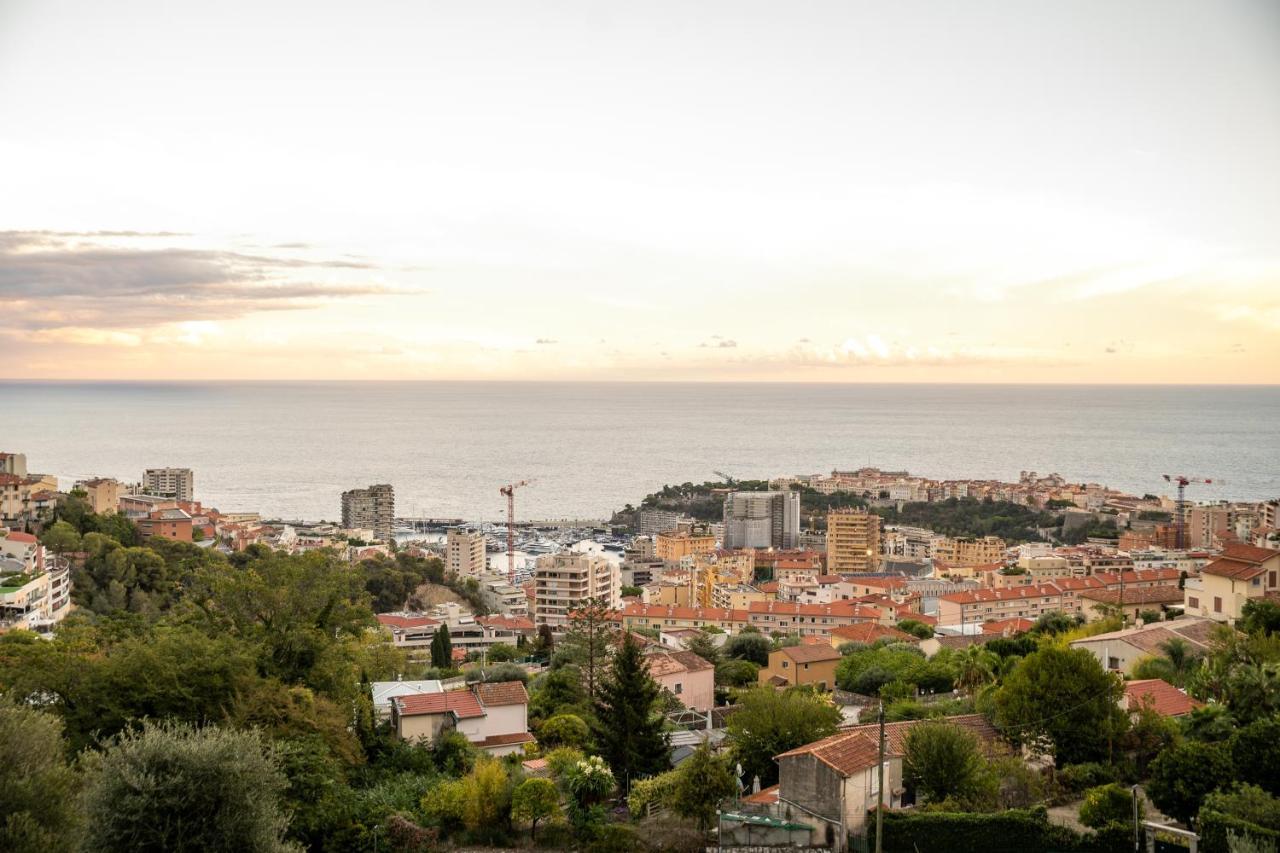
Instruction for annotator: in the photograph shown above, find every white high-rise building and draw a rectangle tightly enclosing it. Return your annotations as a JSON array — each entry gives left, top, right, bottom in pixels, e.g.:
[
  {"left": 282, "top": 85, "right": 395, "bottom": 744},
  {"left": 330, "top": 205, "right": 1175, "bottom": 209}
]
[
  {"left": 722, "top": 490, "right": 801, "bottom": 550},
  {"left": 143, "top": 467, "right": 194, "bottom": 502},
  {"left": 532, "top": 552, "right": 620, "bottom": 628}
]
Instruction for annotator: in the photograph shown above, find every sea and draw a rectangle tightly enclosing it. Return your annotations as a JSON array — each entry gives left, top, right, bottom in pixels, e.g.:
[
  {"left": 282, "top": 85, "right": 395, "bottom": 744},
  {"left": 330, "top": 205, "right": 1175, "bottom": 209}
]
[{"left": 1, "top": 382, "right": 1277, "bottom": 522}]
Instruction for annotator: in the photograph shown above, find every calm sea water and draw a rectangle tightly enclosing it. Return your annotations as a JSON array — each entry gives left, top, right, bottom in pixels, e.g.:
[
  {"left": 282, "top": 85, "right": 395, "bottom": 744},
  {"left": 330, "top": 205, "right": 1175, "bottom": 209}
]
[{"left": 1, "top": 382, "right": 1276, "bottom": 521}]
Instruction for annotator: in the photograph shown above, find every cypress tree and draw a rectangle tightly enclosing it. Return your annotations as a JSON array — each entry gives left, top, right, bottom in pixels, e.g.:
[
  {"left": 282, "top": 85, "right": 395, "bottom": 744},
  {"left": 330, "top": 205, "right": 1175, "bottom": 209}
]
[
  {"left": 593, "top": 633, "right": 670, "bottom": 789},
  {"left": 431, "top": 624, "right": 453, "bottom": 670}
]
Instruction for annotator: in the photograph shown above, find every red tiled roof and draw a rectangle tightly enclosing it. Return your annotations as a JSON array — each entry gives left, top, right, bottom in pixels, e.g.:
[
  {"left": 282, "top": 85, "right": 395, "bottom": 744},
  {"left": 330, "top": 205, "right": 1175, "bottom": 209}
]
[
  {"left": 1080, "top": 586, "right": 1184, "bottom": 605},
  {"left": 748, "top": 600, "right": 880, "bottom": 618},
  {"left": 941, "top": 584, "right": 1062, "bottom": 605},
  {"left": 838, "top": 714, "right": 1002, "bottom": 755},
  {"left": 1, "top": 531, "right": 37, "bottom": 543},
  {"left": 1223, "top": 543, "right": 1280, "bottom": 564},
  {"left": 831, "top": 623, "right": 917, "bottom": 644},
  {"left": 758, "top": 581, "right": 779, "bottom": 593},
  {"left": 1124, "top": 679, "right": 1203, "bottom": 717},
  {"left": 646, "top": 649, "right": 715, "bottom": 677},
  {"left": 742, "top": 784, "right": 780, "bottom": 805},
  {"left": 897, "top": 611, "right": 937, "bottom": 626},
  {"left": 1202, "top": 557, "right": 1267, "bottom": 580},
  {"left": 778, "top": 644, "right": 842, "bottom": 663},
  {"left": 395, "top": 690, "right": 486, "bottom": 718},
  {"left": 474, "top": 732, "right": 537, "bottom": 748},
  {"left": 474, "top": 680, "right": 529, "bottom": 707},
  {"left": 617, "top": 603, "right": 748, "bottom": 622},
  {"left": 477, "top": 614, "right": 536, "bottom": 632},
  {"left": 376, "top": 613, "right": 441, "bottom": 630},
  {"left": 775, "top": 731, "right": 886, "bottom": 776}
]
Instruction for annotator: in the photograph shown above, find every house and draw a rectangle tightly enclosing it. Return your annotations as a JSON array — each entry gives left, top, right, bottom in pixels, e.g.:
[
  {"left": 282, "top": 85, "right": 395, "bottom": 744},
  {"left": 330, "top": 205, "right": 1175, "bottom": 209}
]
[
  {"left": 644, "top": 648, "right": 715, "bottom": 711},
  {"left": 1069, "top": 617, "right": 1218, "bottom": 675},
  {"left": 828, "top": 622, "right": 917, "bottom": 648},
  {"left": 981, "top": 617, "right": 1035, "bottom": 636},
  {"left": 1184, "top": 544, "right": 1280, "bottom": 625},
  {"left": 770, "top": 715, "right": 1001, "bottom": 847},
  {"left": 1078, "top": 585, "right": 1185, "bottom": 624},
  {"left": 391, "top": 680, "right": 534, "bottom": 756},
  {"left": 370, "top": 679, "right": 443, "bottom": 719},
  {"left": 1123, "top": 678, "right": 1202, "bottom": 718},
  {"left": 758, "top": 644, "right": 842, "bottom": 690}
]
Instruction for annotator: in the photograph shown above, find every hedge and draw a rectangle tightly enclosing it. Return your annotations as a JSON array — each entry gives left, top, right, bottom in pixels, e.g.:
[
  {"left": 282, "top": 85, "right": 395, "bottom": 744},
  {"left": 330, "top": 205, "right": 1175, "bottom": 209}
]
[
  {"left": 1198, "top": 810, "right": 1280, "bottom": 853},
  {"left": 872, "top": 806, "right": 1132, "bottom": 853}
]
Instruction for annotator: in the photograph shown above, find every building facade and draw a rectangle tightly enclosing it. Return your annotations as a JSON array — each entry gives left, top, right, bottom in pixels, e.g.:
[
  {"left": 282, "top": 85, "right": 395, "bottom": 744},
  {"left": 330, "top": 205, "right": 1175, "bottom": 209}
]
[
  {"left": 532, "top": 551, "right": 620, "bottom": 628},
  {"left": 143, "top": 467, "right": 194, "bottom": 502},
  {"left": 932, "top": 535, "right": 1005, "bottom": 567},
  {"left": 341, "top": 483, "right": 395, "bottom": 540},
  {"left": 826, "top": 509, "right": 881, "bottom": 573},
  {"left": 723, "top": 491, "right": 801, "bottom": 550},
  {"left": 446, "top": 527, "right": 487, "bottom": 578}
]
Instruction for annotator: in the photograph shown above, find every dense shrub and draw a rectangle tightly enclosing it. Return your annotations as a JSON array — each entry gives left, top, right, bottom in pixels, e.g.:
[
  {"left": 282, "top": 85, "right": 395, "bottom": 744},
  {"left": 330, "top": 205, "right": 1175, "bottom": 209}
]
[
  {"left": 1057, "top": 763, "right": 1120, "bottom": 793},
  {"left": 873, "top": 805, "right": 1128, "bottom": 853},
  {"left": 1079, "top": 783, "right": 1139, "bottom": 829}
]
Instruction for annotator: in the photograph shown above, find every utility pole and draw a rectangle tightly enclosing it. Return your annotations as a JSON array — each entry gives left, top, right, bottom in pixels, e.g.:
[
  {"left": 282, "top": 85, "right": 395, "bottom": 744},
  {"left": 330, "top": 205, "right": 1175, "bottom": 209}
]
[{"left": 875, "top": 700, "right": 885, "bottom": 853}]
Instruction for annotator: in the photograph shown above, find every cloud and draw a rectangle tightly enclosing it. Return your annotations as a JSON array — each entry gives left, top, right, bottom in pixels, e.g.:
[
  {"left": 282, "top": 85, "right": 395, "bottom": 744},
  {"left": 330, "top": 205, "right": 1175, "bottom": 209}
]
[
  {"left": 535, "top": 338, "right": 558, "bottom": 344},
  {"left": 1104, "top": 347, "right": 1117, "bottom": 354},
  {"left": 0, "top": 231, "right": 414, "bottom": 332},
  {"left": 717, "top": 339, "right": 737, "bottom": 348}
]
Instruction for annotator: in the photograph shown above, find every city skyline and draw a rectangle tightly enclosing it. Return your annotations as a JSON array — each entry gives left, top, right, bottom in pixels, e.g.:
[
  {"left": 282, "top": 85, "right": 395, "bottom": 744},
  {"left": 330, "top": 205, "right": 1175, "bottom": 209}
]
[{"left": 2, "top": 0, "right": 1279, "bottom": 383}]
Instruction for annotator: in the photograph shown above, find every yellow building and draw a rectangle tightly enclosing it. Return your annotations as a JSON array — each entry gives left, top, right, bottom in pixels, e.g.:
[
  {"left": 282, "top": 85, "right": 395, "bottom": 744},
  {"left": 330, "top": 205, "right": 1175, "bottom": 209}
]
[
  {"left": 1184, "top": 544, "right": 1280, "bottom": 625},
  {"left": 826, "top": 509, "right": 880, "bottom": 573},
  {"left": 75, "top": 477, "right": 121, "bottom": 515},
  {"left": 655, "top": 530, "right": 716, "bottom": 562},
  {"left": 933, "top": 535, "right": 1005, "bottom": 567}
]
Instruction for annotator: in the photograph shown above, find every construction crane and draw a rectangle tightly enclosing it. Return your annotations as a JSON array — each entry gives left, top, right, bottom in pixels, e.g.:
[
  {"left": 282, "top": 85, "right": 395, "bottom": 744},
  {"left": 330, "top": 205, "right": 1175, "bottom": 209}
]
[
  {"left": 713, "top": 470, "right": 737, "bottom": 486},
  {"left": 499, "top": 480, "right": 532, "bottom": 584},
  {"left": 1163, "top": 474, "right": 1214, "bottom": 549}
]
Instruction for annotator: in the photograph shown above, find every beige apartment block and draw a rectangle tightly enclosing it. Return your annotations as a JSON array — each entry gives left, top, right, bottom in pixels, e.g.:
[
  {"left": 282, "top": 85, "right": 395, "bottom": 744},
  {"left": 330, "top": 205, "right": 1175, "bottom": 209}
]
[
  {"left": 932, "top": 535, "right": 1005, "bottom": 567},
  {"left": 826, "top": 509, "right": 881, "bottom": 573},
  {"left": 446, "top": 527, "right": 487, "bottom": 578},
  {"left": 533, "top": 551, "right": 620, "bottom": 628}
]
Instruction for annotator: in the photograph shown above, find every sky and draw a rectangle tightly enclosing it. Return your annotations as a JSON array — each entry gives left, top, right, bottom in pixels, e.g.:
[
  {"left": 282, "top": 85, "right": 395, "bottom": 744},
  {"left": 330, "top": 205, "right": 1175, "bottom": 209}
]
[{"left": 1, "top": 0, "right": 1278, "bottom": 383}]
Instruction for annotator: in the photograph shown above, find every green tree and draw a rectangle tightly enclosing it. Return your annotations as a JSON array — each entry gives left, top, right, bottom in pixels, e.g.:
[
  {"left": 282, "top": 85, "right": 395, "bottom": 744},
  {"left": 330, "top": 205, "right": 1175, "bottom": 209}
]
[
  {"left": 511, "top": 777, "right": 560, "bottom": 840},
  {"left": 1231, "top": 717, "right": 1280, "bottom": 795},
  {"left": 1147, "top": 740, "right": 1233, "bottom": 826},
  {"left": 671, "top": 743, "right": 737, "bottom": 831},
  {"left": 529, "top": 664, "right": 590, "bottom": 723},
  {"left": 715, "top": 658, "right": 760, "bottom": 687},
  {"left": 902, "top": 721, "right": 989, "bottom": 806},
  {"left": 683, "top": 632, "right": 721, "bottom": 666},
  {"left": 1242, "top": 600, "right": 1280, "bottom": 637},
  {"left": 897, "top": 619, "right": 935, "bottom": 639},
  {"left": 558, "top": 599, "right": 615, "bottom": 700},
  {"left": 723, "top": 631, "right": 771, "bottom": 667},
  {"left": 461, "top": 757, "right": 513, "bottom": 842},
  {"left": 1201, "top": 785, "right": 1280, "bottom": 831},
  {"left": 992, "top": 646, "right": 1127, "bottom": 765},
  {"left": 431, "top": 624, "right": 453, "bottom": 670},
  {"left": 81, "top": 722, "right": 296, "bottom": 853},
  {"left": 727, "top": 687, "right": 841, "bottom": 787},
  {"left": 954, "top": 645, "right": 999, "bottom": 692},
  {"left": 540, "top": 713, "right": 591, "bottom": 749},
  {"left": 1079, "top": 783, "right": 1141, "bottom": 829},
  {"left": 0, "top": 702, "right": 80, "bottom": 853},
  {"left": 40, "top": 520, "right": 82, "bottom": 555},
  {"left": 594, "top": 633, "right": 670, "bottom": 787},
  {"left": 486, "top": 642, "right": 518, "bottom": 663}
]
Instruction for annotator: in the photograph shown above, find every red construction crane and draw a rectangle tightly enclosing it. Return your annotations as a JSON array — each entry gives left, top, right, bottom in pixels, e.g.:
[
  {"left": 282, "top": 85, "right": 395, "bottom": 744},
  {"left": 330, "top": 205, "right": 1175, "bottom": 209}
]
[
  {"left": 499, "top": 480, "right": 533, "bottom": 584},
  {"left": 1162, "top": 474, "right": 1214, "bottom": 549}
]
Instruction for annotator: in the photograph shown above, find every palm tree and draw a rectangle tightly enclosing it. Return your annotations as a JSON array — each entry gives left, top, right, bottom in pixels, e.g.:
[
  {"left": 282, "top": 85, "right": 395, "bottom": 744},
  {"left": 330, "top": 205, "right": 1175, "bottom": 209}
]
[
  {"left": 1158, "top": 637, "right": 1198, "bottom": 685},
  {"left": 954, "top": 645, "right": 999, "bottom": 692}
]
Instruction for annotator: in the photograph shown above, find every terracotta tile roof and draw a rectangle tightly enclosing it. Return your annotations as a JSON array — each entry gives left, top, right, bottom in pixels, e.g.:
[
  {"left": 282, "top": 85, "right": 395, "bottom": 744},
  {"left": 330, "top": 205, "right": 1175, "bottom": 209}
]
[
  {"left": 474, "top": 731, "right": 537, "bottom": 748},
  {"left": 649, "top": 649, "right": 715, "bottom": 676},
  {"left": 477, "top": 614, "right": 536, "bottom": 632},
  {"left": 831, "top": 623, "right": 916, "bottom": 644},
  {"left": 376, "top": 613, "right": 441, "bottom": 630},
  {"left": 742, "top": 784, "right": 780, "bottom": 805},
  {"left": 1124, "top": 679, "right": 1203, "bottom": 717},
  {"left": 474, "top": 680, "right": 529, "bottom": 707},
  {"left": 1, "top": 531, "right": 37, "bottom": 543},
  {"left": 1202, "top": 558, "right": 1266, "bottom": 580},
  {"left": 1069, "top": 618, "right": 1217, "bottom": 655},
  {"left": 1080, "top": 586, "right": 1184, "bottom": 605},
  {"left": 940, "top": 584, "right": 1062, "bottom": 605},
  {"left": 395, "top": 690, "right": 486, "bottom": 719},
  {"left": 748, "top": 600, "right": 880, "bottom": 618},
  {"left": 758, "top": 581, "right": 779, "bottom": 593},
  {"left": 617, "top": 603, "right": 748, "bottom": 622},
  {"left": 778, "top": 644, "right": 842, "bottom": 663},
  {"left": 897, "top": 611, "right": 937, "bottom": 626},
  {"left": 775, "top": 731, "right": 886, "bottom": 776},
  {"left": 838, "top": 714, "right": 1002, "bottom": 755},
  {"left": 1223, "top": 543, "right": 1280, "bottom": 564},
  {"left": 522, "top": 757, "right": 549, "bottom": 773}
]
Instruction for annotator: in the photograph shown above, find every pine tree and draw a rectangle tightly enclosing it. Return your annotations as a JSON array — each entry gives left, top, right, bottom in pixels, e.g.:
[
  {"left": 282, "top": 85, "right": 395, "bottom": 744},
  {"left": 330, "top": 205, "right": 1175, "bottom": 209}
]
[
  {"left": 431, "top": 624, "right": 453, "bottom": 670},
  {"left": 559, "top": 599, "right": 613, "bottom": 699},
  {"left": 593, "top": 633, "right": 670, "bottom": 790}
]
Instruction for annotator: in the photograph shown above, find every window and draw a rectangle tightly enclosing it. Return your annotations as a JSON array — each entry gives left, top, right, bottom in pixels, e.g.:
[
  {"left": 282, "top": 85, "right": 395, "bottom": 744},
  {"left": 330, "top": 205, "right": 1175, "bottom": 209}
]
[
  {"left": 1271, "top": 572, "right": 1278, "bottom": 588},
  {"left": 1214, "top": 596, "right": 1223, "bottom": 613},
  {"left": 1188, "top": 596, "right": 1199, "bottom": 609},
  {"left": 1254, "top": 578, "right": 1262, "bottom": 587},
  {"left": 1108, "top": 656, "right": 1120, "bottom": 670},
  {"left": 673, "top": 682, "right": 682, "bottom": 694},
  {"left": 782, "top": 660, "right": 789, "bottom": 668}
]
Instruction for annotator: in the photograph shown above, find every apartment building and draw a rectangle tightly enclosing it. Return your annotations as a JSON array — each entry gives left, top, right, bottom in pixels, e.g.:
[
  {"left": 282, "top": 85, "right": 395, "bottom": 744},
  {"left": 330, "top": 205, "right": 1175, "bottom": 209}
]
[
  {"left": 932, "top": 535, "right": 1004, "bottom": 567},
  {"left": 143, "top": 467, "right": 194, "bottom": 502},
  {"left": 0, "top": 529, "right": 71, "bottom": 631},
  {"left": 74, "top": 477, "right": 121, "bottom": 514},
  {"left": 655, "top": 530, "right": 716, "bottom": 562},
  {"left": 532, "top": 551, "right": 620, "bottom": 628},
  {"left": 635, "top": 508, "right": 690, "bottom": 535},
  {"left": 937, "top": 584, "right": 1067, "bottom": 627},
  {"left": 746, "top": 600, "right": 883, "bottom": 637},
  {"left": 723, "top": 491, "right": 800, "bottom": 549},
  {"left": 882, "top": 526, "right": 939, "bottom": 560},
  {"left": 1185, "top": 505, "right": 1238, "bottom": 550},
  {"left": 340, "top": 483, "right": 395, "bottom": 541},
  {"left": 446, "top": 527, "right": 487, "bottom": 578},
  {"left": 615, "top": 602, "right": 750, "bottom": 634},
  {"left": 826, "top": 509, "right": 881, "bottom": 573}
]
